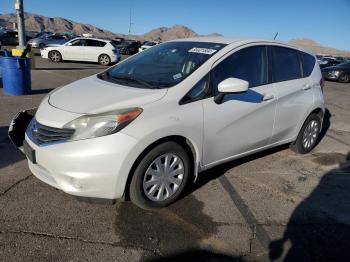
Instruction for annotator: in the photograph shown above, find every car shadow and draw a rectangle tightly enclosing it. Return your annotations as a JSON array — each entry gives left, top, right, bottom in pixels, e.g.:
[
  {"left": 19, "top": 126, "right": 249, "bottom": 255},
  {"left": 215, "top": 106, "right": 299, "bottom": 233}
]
[
  {"left": 318, "top": 108, "right": 331, "bottom": 144},
  {"left": 184, "top": 144, "right": 290, "bottom": 199},
  {"left": 145, "top": 249, "right": 242, "bottom": 262},
  {"left": 29, "top": 88, "right": 54, "bottom": 95},
  {"left": 0, "top": 126, "right": 25, "bottom": 169},
  {"left": 269, "top": 152, "right": 350, "bottom": 261}
]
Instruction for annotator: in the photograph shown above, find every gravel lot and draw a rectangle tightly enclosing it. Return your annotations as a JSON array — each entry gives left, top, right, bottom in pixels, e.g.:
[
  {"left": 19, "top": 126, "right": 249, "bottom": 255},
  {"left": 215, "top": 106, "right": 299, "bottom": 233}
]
[{"left": 0, "top": 52, "right": 350, "bottom": 261}]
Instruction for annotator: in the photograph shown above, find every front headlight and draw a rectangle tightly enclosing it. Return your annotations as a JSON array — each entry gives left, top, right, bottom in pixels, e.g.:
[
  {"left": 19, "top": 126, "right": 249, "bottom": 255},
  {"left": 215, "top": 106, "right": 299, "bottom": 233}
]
[
  {"left": 64, "top": 108, "right": 142, "bottom": 141},
  {"left": 330, "top": 70, "right": 340, "bottom": 76}
]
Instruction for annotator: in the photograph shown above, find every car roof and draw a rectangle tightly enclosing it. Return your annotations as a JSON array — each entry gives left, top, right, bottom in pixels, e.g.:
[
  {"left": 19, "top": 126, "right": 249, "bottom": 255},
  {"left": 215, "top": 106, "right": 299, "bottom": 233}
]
[
  {"left": 74, "top": 37, "right": 110, "bottom": 43},
  {"left": 169, "top": 36, "right": 315, "bottom": 55}
]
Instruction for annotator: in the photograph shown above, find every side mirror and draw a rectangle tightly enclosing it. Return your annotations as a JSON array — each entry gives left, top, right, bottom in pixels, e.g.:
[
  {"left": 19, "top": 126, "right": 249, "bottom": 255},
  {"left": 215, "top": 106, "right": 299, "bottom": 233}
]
[
  {"left": 67, "top": 42, "right": 72, "bottom": 46},
  {"left": 214, "top": 78, "right": 249, "bottom": 104}
]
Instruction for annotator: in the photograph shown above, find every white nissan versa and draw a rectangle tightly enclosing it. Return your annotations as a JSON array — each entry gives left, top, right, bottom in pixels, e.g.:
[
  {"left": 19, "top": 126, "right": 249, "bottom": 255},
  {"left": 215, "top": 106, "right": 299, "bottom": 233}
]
[{"left": 9, "top": 37, "right": 325, "bottom": 209}]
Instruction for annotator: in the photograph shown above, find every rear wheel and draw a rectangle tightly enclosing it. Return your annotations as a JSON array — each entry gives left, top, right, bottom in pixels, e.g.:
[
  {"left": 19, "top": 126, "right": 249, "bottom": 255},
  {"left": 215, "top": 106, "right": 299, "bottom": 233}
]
[
  {"left": 339, "top": 73, "right": 349, "bottom": 83},
  {"left": 49, "top": 50, "right": 62, "bottom": 63},
  {"left": 291, "top": 114, "right": 321, "bottom": 154},
  {"left": 129, "top": 142, "right": 190, "bottom": 209},
  {"left": 98, "top": 54, "right": 111, "bottom": 65}
]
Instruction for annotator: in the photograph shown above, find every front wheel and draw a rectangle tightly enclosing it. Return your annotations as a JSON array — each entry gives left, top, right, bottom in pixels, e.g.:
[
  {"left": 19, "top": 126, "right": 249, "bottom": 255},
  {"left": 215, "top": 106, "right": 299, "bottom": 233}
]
[
  {"left": 339, "top": 73, "right": 349, "bottom": 83},
  {"left": 49, "top": 50, "right": 62, "bottom": 63},
  {"left": 98, "top": 54, "right": 111, "bottom": 65},
  {"left": 291, "top": 114, "right": 321, "bottom": 154},
  {"left": 129, "top": 142, "right": 190, "bottom": 209}
]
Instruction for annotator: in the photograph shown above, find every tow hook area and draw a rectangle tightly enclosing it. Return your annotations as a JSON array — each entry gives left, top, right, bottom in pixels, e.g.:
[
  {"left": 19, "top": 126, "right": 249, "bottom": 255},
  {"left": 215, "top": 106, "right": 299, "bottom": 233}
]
[{"left": 8, "top": 108, "right": 37, "bottom": 152}]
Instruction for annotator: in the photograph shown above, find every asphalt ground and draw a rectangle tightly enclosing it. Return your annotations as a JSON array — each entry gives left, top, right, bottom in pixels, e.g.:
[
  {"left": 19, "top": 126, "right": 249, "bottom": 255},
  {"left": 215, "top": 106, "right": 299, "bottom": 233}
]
[{"left": 0, "top": 49, "right": 350, "bottom": 261}]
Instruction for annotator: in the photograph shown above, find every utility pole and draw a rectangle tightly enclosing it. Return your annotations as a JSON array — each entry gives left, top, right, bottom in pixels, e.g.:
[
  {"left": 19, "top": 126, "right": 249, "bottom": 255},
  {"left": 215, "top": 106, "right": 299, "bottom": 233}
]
[
  {"left": 15, "top": 0, "right": 26, "bottom": 48},
  {"left": 128, "top": 8, "right": 133, "bottom": 35}
]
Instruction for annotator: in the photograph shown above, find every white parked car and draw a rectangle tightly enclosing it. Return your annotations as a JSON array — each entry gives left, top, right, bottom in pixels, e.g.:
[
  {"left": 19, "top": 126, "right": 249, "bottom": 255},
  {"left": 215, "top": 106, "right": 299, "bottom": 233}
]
[
  {"left": 139, "top": 41, "right": 158, "bottom": 52},
  {"left": 10, "top": 37, "right": 324, "bottom": 209},
  {"left": 40, "top": 37, "right": 121, "bottom": 65}
]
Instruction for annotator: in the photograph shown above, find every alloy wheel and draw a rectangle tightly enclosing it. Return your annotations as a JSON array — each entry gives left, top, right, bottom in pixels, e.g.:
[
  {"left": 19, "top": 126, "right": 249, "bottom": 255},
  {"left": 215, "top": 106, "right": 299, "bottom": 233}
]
[
  {"left": 50, "top": 51, "right": 61, "bottom": 62},
  {"left": 302, "top": 120, "right": 319, "bottom": 149},
  {"left": 99, "top": 55, "right": 110, "bottom": 65}
]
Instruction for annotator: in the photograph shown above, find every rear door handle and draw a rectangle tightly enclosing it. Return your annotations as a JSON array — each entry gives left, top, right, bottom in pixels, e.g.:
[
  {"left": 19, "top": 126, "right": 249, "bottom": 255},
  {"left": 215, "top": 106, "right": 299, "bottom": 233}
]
[
  {"left": 262, "top": 93, "right": 275, "bottom": 102},
  {"left": 302, "top": 84, "right": 312, "bottom": 90}
]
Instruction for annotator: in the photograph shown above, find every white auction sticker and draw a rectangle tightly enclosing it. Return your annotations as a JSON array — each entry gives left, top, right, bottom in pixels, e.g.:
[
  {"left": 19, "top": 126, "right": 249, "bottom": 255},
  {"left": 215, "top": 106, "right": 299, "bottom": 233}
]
[{"left": 188, "top": 47, "right": 217, "bottom": 55}]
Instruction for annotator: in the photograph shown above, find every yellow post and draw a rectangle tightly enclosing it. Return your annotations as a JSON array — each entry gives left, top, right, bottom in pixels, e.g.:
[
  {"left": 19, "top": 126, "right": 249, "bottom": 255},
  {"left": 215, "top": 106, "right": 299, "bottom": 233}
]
[{"left": 11, "top": 48, "right": 36, "bottom": 69}]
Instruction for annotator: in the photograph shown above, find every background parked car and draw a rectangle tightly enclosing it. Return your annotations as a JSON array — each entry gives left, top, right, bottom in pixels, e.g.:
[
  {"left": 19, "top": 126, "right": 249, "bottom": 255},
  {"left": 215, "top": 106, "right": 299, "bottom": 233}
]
[
  {"left": 319, "top": 57, "right": 342, "bottom": 68},
  {"left": 138, "top": 41, "right": 158, "bottom": 52},
  {"left": 27, "top": 34, "right": 68, "bottom": 48},
  {"left": 40, "top": 37, "right": 121, "bottom": 65},
  {"left": 0, "top": 30, "right": 31, "bottom": 46},
  {"left": 113, "top": 40, "right": 141, "bottom": 55},
  {"left": 322, "top": 61, "right": 350, "bottom": 83}
]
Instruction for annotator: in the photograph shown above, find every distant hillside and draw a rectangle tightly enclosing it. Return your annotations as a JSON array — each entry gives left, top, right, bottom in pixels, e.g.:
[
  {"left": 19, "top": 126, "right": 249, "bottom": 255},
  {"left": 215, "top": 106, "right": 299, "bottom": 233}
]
[
  {"left": 289, "top": 38, "right": 350, "bottom": 57},
  {"left": 0, "top": 12, "right": 348, "bottom": 56},
  {"left": 142, "top": 25, "right": 198, "bottom": 41},
  {"left": 0, "top": 12, "right": 122, "bottom": 39}
]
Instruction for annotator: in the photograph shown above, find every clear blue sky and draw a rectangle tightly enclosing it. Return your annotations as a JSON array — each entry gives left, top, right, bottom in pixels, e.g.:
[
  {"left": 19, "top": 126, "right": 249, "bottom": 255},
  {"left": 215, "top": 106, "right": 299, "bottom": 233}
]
[{"left": 1, "top": 0, "right": 349, "bottom": 50}]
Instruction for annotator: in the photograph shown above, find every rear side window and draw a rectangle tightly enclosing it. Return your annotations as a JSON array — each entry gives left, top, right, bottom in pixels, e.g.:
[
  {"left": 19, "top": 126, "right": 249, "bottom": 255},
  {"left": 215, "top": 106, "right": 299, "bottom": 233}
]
[
  {"left": 87, "top": 40, "right": 101, "bottom": 47},
  {"left": 300, "top": 51, "right": 315, "bottom": 77},
  {"left": 99, "top": 41, "right": 107, "bottom": 47},
  {"left": 271, "top": 46, "right": 301, "bottom": 82},
  {"left": 212, "top": 45, "right": 268, "bottom": 89}
]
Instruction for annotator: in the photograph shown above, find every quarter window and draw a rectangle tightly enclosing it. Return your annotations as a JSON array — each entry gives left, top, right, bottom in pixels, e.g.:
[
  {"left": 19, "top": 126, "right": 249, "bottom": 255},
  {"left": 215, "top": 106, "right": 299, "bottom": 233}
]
[
  {"left": 180, "top": 74, "right": 210, "bottom": 104},
  {"left": 300, "top": 51, "right": 315, "bottom": 77},
  {"left": 271, "top": 46, "right": 301, "bottom": 82},
  {"left": 212, "top": 46, "right": 268, "bottom": 90}
]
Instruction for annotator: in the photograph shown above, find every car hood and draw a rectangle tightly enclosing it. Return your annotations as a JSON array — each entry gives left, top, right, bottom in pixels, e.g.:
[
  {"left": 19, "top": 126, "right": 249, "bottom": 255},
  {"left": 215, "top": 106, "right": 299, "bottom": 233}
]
[
  {"left": 46, "top": 43, "right": 64, "bottom": 47},
  {"left": 48, "top": 75, "right": 167, "bottom": 114},
  {"left": 322, "top": 66, "right": 346, "bottom": 71}
]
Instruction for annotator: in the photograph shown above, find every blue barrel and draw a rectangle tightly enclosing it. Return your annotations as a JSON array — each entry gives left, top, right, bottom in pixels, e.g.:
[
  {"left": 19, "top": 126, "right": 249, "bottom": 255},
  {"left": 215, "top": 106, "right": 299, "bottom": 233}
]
[{"left": 1, "top": 56, "right": 31, "bottom": 95}]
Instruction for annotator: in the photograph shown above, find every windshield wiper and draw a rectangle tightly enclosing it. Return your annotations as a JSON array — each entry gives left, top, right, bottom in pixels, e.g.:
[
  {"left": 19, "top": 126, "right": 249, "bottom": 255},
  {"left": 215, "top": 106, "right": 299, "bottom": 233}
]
[{"left": 111, "top": 75, "right": 156, "bottom": 89}]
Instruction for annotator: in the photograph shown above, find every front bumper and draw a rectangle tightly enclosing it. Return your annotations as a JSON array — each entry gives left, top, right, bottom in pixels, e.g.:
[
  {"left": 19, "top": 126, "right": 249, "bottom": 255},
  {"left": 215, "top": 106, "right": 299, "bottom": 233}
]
[
  {"left": 25, "top": 132, "right": 140, "bottom": 199},
  {"left": 9, "top": 109, "right": 144, "bottom": 200}
]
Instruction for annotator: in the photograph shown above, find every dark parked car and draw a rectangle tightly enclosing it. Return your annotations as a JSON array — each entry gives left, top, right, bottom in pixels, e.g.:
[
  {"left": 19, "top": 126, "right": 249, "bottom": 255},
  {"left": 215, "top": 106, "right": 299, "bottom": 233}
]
[
  {"left": 319, "top": 57, "right": 342, "bottom": 68},
  {"left": 113, "top": 40, "right": 141, "bottom": 55},
  {"left": 322, "top": 61, "right": 350, "bottom": 83},
  {"left": 0, "top": 31, "right": 31, "bottom": 46}
]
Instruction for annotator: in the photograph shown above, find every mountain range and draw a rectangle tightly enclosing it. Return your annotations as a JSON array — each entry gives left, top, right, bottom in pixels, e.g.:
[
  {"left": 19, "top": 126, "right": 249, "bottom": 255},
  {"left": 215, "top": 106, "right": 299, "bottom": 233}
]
[{"left": 0, "top": 12, "right": 349, "bottom": 57}]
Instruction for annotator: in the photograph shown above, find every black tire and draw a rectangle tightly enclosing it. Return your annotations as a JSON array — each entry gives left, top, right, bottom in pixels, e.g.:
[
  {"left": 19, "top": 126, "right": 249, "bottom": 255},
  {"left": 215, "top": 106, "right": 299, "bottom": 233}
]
[
  {"left": 290, "top": 114, "right": 321, "bottom": 154},
  {"left": 39, "top": 43, "right": 45, "bottom": 49},
  {"left": 49, "top": 50, "right": 62, "bottom": 63},
  {"left": 339, "top": 73, "right": 349, "bottom": 83},
  {"left": 98, "top": 54, "right": 111, "bottom": 65},
  {"left": 129, "top": 141, "right": 191, "bottom": 209}
]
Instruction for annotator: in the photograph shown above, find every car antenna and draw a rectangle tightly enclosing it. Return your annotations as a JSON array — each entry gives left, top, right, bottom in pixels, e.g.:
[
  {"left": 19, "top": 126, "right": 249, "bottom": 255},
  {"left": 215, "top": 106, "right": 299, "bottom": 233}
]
[{"left": 273, "top": 32, "right": 278, "bottom": 40}]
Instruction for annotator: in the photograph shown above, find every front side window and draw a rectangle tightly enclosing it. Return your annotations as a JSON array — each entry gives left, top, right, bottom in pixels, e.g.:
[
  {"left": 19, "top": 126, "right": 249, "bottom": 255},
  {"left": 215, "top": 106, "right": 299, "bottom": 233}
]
[
  {"left": 212, "top": 45, "right": 268, "bottom": 91},
  {"left": 69, "top": 39, "right": 86, "bottom": 46},
  {"left": 272, "top": 46, "right": 301, "bottom": 82},
  {"left": 100, "top": 41, "right": 226, "bottom": 89}
]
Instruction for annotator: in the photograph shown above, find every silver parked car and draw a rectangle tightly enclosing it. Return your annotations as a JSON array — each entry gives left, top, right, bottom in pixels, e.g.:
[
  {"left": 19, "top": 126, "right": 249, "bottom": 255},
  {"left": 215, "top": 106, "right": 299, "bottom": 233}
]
[{"left": 27, "top": 34, "right": 68, "bottom": 48}]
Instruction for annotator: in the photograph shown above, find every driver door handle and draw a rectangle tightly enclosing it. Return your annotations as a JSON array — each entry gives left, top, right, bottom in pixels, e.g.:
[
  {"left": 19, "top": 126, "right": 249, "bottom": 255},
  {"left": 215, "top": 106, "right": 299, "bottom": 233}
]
[
  {"left": 262, "top": 93, "right": 275, "bottom": 102},
  {"left": 302, "top": 84, "right": 312, "bottom": 90}
]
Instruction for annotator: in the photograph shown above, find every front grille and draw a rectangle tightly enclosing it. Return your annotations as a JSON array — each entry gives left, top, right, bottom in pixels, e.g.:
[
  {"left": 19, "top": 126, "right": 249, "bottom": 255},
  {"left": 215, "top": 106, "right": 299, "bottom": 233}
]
[{"left": 29, "top": 119, "right": 74, "bottom": 145}]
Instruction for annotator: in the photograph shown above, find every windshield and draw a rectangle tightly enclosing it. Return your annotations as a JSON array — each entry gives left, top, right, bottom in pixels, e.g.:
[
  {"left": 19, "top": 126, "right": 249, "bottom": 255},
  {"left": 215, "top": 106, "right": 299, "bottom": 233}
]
[{"left": 100, "top": 41, "right": 226, "bottom": 89}]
